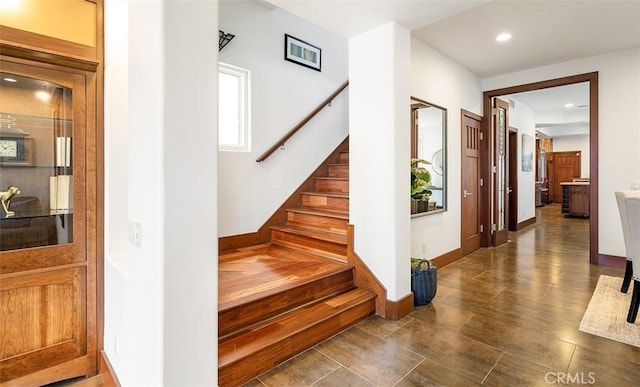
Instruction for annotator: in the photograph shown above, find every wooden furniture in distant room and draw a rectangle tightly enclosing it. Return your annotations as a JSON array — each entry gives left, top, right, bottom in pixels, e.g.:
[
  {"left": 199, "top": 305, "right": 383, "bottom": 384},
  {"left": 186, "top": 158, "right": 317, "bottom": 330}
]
[
  {"left": 550, "top": 151, "right": 581, "bottom": 203},
  {"left": 561, "top": 181, "right": 590, "bottom": 218}
]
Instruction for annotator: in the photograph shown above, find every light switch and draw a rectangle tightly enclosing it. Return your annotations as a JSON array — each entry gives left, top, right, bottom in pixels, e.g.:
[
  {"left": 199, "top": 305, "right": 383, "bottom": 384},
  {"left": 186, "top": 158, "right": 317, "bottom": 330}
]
[{"left": 632, "top": 180, "right": 640, "bottom": 191}]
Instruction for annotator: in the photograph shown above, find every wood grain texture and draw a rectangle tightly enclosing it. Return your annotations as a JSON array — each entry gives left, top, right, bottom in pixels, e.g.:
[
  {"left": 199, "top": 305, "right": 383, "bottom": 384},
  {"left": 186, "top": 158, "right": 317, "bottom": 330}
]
[
  {"left": 0, "top": 26, "right": 98, "bottom": 70},
  {"left": 483, "top": 72, "right": 599, "bottom": 263},
  {"left": 431, "top": 247, "right": 463, "bottom": 270},
  {"left": 218, "top": 288, "right": 375, "bottom": 386},
  {"left": 347, "top": 224, "right": 388, "bottom": 318},
  {"left": 255, "top": 137, "right": 350, "bottom": 246},
  {"left": 517, "top": 216, "right": 536, "bottom": 230},
  {"left": 256, "top": 82, "right": 348, "bottom": 162},
  {"left": 385, "top": 292, "right": 414, "bottom": 321},
  {"left": 0, "top": 41, "right": 100, "bottom": 384},
  {"left": 244, "top": 204, "right": 639, "bottom": 386},
  {"left": 99, "top": 351, "right": 120, "bottom": 387},
  {"left": 0, "top": 268, "right": 86, "bottom": 382}
]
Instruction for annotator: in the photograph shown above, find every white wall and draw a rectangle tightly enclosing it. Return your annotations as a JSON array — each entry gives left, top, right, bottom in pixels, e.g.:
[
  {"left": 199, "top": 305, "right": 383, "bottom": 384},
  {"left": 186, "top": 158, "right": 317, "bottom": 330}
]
[
  {"left": 506, "top": 97, "right": 537, "bottom": 223},
  {"left": 482, "top": 47, "right": 640, "bottom": 258},
  {"left": 552, "top": 135, "right": 590, "bottom": 177},
  {"left": 218, "top": 1, "right": 349, "bottom": 236},
  {"left": 349, "top": 23, "right": 411, "bottom": 301},
  {"left": 104, "top": 1, "right": 218, "bottom": 385},
  {"left": 410, "top": 37, "right": 482, "bottom": 259}
]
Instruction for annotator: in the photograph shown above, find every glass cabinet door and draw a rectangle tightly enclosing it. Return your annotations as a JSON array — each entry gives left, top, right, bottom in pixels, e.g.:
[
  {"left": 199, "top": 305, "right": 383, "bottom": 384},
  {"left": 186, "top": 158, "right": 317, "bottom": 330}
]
[
  {"left": 0, "top": 61, "right": 87, "bottom": 270},
  {"left": 0, "top": 59, "right": 92, "bottom": 383},
  {"left": 0, "top": 72, "right": 76, "bottom": 251}
]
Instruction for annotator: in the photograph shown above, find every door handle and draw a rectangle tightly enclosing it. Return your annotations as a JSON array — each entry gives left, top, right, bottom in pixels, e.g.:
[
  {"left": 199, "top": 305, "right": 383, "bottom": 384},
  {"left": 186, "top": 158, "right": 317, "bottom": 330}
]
[
  {"left": 464, "top": 190, "right": 473, "bottom": 198},
  {"left": 507, "top": 188, "right": 513, "bottom": 194}
]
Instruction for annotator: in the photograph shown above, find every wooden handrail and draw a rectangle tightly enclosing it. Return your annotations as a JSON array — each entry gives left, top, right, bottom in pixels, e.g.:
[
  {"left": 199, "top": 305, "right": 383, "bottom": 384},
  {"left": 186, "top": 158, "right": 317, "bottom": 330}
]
[{"left": 256, "top": 81, "right": 349, "bottom": 162}]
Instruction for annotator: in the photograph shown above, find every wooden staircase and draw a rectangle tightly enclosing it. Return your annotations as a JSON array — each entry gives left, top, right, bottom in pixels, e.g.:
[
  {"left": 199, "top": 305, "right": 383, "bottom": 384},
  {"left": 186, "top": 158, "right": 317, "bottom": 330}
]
[{"left": 218, "top": 150, "right": 376, "bottom": 386}]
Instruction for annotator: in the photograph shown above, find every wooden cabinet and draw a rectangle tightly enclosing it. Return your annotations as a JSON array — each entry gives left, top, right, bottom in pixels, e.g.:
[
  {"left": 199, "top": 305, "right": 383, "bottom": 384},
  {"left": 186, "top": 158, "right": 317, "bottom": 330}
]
[
  {"left": 0, "top": 55, "right": 99, "bottom": 385},
  {"left": 561, "top": 183, "right": 590, "bottom": 218}
]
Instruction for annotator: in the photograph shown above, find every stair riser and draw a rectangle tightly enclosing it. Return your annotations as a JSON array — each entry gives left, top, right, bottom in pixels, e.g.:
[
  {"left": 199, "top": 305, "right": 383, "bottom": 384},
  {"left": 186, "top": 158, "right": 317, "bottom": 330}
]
[
  {"left": 218, "top": 298, "right": 375, "bottom": 387},
  {"left": 328, "top": 165, "right": 349, "bottom": 178},
  {"left": 302, "top": 194, "right": 349, "bottom": 211},
  {"left": 271, "top": 230, "right": 347, "bottom": 260},
  {"left": 219, "top": 269, "right": 355, "bottom": 339},
  {"left": 315, "top": 179, "right": 349, "bottom": 193},
  {"left": 287, "top": 212, "right": 348, "bottom": 234},
  {"left": 338, "top": 152, "right": 349, "bottom": 164}
]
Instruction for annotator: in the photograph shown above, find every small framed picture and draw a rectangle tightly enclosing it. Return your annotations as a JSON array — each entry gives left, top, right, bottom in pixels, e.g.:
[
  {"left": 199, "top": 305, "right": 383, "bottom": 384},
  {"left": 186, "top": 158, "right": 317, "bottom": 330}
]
[{"left": 284, "top": 34, "right": 321, "bottom": 72}]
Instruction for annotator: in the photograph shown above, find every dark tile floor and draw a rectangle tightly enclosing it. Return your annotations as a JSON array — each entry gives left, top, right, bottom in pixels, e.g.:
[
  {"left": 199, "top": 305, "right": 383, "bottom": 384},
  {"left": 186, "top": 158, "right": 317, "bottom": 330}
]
[{"left": 246, "top": 204, "right": 640, "bottom": 386}]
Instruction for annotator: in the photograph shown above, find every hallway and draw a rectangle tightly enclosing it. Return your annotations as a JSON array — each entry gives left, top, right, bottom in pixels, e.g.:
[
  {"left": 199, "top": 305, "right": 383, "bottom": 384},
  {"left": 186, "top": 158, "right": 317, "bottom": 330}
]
[{"left": 245, "top": 204, "right": 639, "bottom": 386}]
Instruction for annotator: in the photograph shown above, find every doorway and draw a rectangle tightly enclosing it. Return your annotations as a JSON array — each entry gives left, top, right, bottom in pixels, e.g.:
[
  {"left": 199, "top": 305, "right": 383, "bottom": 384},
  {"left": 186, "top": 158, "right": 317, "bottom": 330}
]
[
  {"left": 482, "top": 72, "right": 601, "bottom": 264},
  {"left": 508, "top": 128, "right": 518, "bottom": 231}
]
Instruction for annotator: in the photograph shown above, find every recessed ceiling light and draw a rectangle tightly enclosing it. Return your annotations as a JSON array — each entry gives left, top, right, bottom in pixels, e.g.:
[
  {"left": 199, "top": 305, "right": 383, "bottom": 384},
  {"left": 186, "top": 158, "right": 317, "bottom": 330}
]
[
  {"left": 564, "top": 103, "right": 575, "bottom": 108},
  {"left": 496, "top": 32, "right": 512, "bottom": 42},
  {"left": 3, "top": 77, "right": 17, "bottom": 83}
]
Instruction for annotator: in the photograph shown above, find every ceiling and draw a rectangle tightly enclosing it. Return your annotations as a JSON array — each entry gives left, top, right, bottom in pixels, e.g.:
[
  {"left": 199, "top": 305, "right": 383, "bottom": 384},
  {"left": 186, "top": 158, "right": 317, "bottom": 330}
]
[
  {"left": 503, "top": 83, "right": 591, "bottom": 138},
  {"left": 266, "top": 0, "right": 640, "bottom": 78},
  {"left": 264, "top": 0, "right": 639, "bottom": 136}
]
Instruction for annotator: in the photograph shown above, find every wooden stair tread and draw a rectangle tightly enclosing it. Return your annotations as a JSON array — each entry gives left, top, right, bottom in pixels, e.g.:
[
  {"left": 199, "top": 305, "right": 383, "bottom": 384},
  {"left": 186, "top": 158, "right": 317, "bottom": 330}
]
[
  {"left": 219, "top": 245, "right": 350, "bottom": 310},
  {"left": 315, "top": 177, "right": 349, "bottom": 181},
  {"left": 302, "top": 191, "right": 349, "bottom": 198},
  {"left": 287, "top": 206, "right": 349, "bottom": 219},
  {"left": 218, "top": 288, "right": 375, "bottom": 367},
  {"left": 271, "top": 224, "right": 347, "bottom": 244}
]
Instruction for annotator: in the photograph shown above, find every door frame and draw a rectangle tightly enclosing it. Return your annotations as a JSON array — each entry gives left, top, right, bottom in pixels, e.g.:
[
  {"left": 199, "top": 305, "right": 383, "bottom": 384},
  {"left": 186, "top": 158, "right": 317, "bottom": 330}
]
[
  {"left": 482, "top": 72, "right": 601, "bottom": 264},
  {"left": 508, "top": 128, "right": 518, "bottom": 232},
  {"left": 491, "top": 98, "right": 510, "bottom": 246}
]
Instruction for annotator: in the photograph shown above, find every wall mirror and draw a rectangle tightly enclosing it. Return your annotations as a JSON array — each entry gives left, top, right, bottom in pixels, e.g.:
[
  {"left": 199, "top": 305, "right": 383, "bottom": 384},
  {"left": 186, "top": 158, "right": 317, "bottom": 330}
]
[{"left": 411, "top": 97, "right": 447, "bottom": 216}]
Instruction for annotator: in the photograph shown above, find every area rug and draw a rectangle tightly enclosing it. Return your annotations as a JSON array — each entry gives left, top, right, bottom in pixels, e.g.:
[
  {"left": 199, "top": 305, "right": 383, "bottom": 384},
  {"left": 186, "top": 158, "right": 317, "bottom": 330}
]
[{"left": 579, "top": 275, "right": 640, "bottom": 348}]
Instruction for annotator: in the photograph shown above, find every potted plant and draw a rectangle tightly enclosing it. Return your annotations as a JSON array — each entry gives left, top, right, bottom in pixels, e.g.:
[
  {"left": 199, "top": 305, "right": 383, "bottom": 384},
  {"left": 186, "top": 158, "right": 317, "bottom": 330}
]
[
  {"left": 411, "top": 158, "right": 432, "bottom": 213},
  {"left": 411, "top": 257, "right": 437, "bottom": 305}
]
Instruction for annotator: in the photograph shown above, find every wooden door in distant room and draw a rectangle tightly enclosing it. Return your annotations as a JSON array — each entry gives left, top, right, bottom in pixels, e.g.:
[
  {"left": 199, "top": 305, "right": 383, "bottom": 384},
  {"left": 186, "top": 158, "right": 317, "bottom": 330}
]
[
  {"left": 461, "top": 110, "right": 483, "bottom": 255},
  {"left": 552, "top": 151, "right": 581, "bottom": 202}
]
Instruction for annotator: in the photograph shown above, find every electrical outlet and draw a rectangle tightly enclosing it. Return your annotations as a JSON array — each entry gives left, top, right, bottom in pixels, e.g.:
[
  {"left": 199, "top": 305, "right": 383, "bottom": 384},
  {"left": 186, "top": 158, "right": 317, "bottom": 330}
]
[{"left": 632, "top": 180, "right": 640, "bottom": 191}]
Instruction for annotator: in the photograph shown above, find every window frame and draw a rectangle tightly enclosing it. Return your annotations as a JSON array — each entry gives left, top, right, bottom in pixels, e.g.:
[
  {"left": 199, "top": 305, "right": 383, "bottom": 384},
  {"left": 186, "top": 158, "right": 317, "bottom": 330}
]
[{"left": 218, "top": 62, "right": 250, "bottom": 152}]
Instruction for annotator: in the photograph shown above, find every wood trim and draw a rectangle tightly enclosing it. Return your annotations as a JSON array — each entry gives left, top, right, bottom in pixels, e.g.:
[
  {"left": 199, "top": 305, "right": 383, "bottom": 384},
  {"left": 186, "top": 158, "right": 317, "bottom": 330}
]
[
  {"left": 95, "top": 0, "right": 105, "bottom": 371},
  {"left": 483, "top": 72, "right": 599, "bottom": 264},
  {"left": 256, "top": 137, "right": 350, "bottom": 244},
  {"left": 596, "top": 254, "right": 625, "bottom": 269},
  {"left": 347, "top": 224, "right": 388, "bottom": 317},
  {"left": 99, "top": 351, "right": 120, "bottom": 387},
  {"left": 588, "top": 74, "right": 599, "bottom": 265},
  {"left": 0, "top": 356, "right": 91, "bottom": 387},
  {"left": 431, "top": 247, "right": 463, "bottom": 269},
  {"left": 517, "top": 216, "right": 536, "bottom": 231},
  {"left": 256, "top": 81, "right": 349, "bottom": 162},
  {"left": 460, "top": 109, "right": 485, "bottom": 252},
  {"left": 385, "top": 293, "right": 414, "bottom": 321},
  {"left": 218, "top": 137, "right": 350, "bottom": 252},
  {"left": 508, "top": 128, "right": 518, "bottom": 232},
  {"left": 0, "top": 26, "right": 98, "bottom": 71},
  {"left": 219, "top": 232, "right": 259, "bottom": 253}
]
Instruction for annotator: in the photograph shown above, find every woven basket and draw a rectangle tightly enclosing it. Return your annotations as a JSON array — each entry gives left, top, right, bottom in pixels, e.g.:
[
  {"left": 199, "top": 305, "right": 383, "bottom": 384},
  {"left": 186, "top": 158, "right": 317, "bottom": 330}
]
[{"left": 411, "top": 259, "right": 437, "bottom": 305}]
